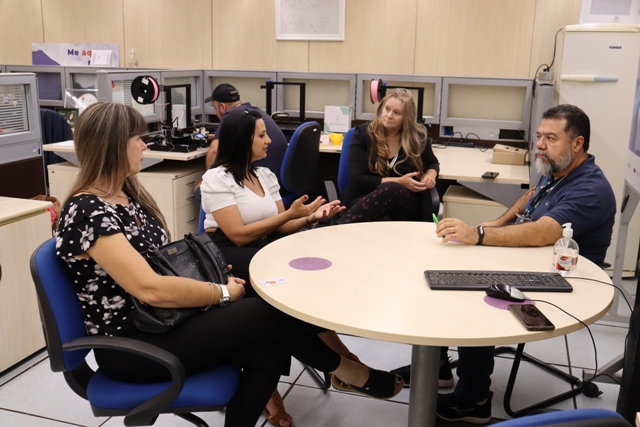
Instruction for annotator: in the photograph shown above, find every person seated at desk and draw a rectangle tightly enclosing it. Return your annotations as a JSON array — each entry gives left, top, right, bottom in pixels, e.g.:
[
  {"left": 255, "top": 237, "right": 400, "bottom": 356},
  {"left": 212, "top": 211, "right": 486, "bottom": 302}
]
[
  {"left": 202, "top": 108, "right": 394, "bottom": 426},
  {"left": 334, "top": 88, "right": 440, "bottom": 224},
  {"left": 403, "top": 104, "right": 616, "bottom": 424},
  {"left": 193, "top": 83, "right": 288, "bottom": 205},
  {"left": 56, "top": 102, "right": 402, "bottom": 427}
]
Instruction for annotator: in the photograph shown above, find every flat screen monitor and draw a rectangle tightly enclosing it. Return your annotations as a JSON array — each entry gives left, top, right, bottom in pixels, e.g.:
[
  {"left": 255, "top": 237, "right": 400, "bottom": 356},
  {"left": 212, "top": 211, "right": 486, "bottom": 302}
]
[
  {"left": 7, "top": 65, "right": 66, "bottom": 107},
  {"left": 580, "top": 0, "right": 640, "bottom": 23},
  {"left": 440, "top": 77, "right": 533, "bottom": 143}
]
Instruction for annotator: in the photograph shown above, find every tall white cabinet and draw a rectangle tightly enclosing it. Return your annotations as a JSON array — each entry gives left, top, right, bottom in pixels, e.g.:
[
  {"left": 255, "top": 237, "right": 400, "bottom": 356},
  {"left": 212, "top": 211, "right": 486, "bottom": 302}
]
[
  {"left": 0, "top": 197, "right": 52, "bottom": 372},
  {"left": 555, "top": 24, "right": 640, "bottom": 273}
]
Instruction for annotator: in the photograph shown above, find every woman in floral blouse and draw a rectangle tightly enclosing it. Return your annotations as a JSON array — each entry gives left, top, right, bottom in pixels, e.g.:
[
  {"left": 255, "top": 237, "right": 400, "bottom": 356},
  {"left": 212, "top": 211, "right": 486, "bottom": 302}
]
[{"left": 55, "top": 102, "right": 402, "bottom": 427}]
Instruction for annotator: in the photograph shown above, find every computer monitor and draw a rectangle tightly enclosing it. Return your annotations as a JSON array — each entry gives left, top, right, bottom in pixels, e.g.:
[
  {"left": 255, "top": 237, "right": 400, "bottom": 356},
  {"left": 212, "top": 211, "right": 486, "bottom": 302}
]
[
  {"left": 0, "top": 73, "right": 42, "bottom": 164},
  {"left": 439, "top": 77, "right": 533, "bottom": 143},
  {"left": 580, "top": 0, "right": 640, "bottom": 23},
  {"left": 6, "top": 65, "right": 66, "bottom": 108}
]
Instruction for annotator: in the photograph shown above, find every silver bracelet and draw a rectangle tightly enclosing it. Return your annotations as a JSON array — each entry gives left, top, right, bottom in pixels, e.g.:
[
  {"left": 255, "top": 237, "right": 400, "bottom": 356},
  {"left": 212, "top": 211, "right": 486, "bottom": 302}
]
[{"left": 203, "top": 282, "right": 216, "bottom": 311}]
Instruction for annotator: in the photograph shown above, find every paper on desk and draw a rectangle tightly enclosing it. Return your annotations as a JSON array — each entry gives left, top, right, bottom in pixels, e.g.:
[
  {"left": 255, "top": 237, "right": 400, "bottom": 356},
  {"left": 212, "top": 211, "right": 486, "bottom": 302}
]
[
  {"left": 56, "top": 140, "right": 75, "bottom": 147},
  {"left": 323, "top": 106, "right": 351, "bottom": 133}
]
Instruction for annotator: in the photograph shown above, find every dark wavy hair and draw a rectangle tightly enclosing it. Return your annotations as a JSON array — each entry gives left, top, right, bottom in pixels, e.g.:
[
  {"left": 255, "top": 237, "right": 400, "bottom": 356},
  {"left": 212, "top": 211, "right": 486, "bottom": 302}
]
[
  {"left": 542, "top": 104, "right": 591, "bottom": 152},
  {"left": 212, "top": 109, "right": 263, "bottom": 186}
]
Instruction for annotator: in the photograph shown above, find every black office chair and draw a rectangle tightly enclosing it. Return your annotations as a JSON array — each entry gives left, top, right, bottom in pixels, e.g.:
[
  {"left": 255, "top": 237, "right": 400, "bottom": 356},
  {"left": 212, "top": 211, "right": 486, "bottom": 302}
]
[
  {"left": 30, "top": 238, "right": 241, "bottom": 426},
  {"left": 279, "top": 121, "right": 321, "bottom": 207},
  {"left": 325, "top": 126, "right": 440, "bottom": 219},
  {"left": 40, "top": 109, "right": 72, "bottom": 187}
]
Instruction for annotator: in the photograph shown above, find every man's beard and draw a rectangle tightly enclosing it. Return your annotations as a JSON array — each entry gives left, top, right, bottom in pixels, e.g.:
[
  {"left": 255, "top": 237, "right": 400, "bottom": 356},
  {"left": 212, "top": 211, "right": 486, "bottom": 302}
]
[{"left": 534, "top": 145, "right": 572, "bottom": 176}]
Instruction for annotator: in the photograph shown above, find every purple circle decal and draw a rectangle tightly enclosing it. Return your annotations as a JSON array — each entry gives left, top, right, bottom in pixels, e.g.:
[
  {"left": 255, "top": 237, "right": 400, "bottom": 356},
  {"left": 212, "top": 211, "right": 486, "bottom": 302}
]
[
  {"left": 289, "top": 257, "right": 333, "bottom": 271},
  {"left": 483, "top": 296, "right": 535, "bottom": 310}
]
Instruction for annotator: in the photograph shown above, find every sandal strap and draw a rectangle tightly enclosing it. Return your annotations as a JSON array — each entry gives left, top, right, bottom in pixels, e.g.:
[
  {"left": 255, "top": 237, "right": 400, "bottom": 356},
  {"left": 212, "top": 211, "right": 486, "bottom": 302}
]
[{"left": 350, "top": 369, "right": 402, "bottom": 399}]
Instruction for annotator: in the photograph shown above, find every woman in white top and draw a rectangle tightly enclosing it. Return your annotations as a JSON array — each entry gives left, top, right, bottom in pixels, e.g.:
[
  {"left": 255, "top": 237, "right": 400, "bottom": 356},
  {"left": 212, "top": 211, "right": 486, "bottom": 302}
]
[
  {"left": 201, "top": 109, "right": 344, "bottom": 293},
  {"left": 202, "top": 109, "right": 382, "bottom": 427}
]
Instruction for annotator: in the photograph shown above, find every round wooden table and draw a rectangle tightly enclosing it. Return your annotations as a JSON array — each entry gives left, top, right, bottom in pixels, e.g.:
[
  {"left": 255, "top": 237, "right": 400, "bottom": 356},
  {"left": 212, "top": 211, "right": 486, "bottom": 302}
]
[{"left": 249, "top": 222, "right": 614, "bottom": 427}]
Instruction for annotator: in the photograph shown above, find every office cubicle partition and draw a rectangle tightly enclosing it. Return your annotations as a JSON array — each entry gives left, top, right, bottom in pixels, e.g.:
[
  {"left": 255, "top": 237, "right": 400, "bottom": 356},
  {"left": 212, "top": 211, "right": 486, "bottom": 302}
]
[
  {"left": 356, "top": 74, "right": 442, "bottom": 125},
  {"left": 276, "top": 72, "right": 356, "bottom": 121},
  {"left": 6, "top": 65, "right": 67, "bottom": 108},
  {"left": 440, "top": 77, "right": 533, "bottom": 143},
  {"left": 203, "top": 70, "right": 278, "bottom": 121}
]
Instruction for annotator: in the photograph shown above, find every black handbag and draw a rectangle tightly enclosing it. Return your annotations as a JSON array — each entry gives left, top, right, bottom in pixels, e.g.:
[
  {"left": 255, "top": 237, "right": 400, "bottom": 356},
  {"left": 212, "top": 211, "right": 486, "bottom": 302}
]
[{"left": 131, "top": 232, "right": 231, "bottom": 333}]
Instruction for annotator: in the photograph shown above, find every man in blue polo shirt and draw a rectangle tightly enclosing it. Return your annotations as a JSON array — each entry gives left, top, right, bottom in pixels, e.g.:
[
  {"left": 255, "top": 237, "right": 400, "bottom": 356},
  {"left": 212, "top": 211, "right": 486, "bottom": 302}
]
[
  {"left": 399, "top": 104, "right": 616, "bottom": 424},
  {"left": 194, "top": 83, "right": 288, "bottom": 204}
]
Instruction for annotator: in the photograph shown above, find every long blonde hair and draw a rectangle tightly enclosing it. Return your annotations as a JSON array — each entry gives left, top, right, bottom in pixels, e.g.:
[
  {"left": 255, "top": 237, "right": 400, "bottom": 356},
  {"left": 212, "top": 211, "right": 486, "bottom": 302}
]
[
  {"left": 368, "top": 88, "right": 428, "bottom": 176},
  {"left": 66, "top": 102, "right": 169, "bottom": 236}
]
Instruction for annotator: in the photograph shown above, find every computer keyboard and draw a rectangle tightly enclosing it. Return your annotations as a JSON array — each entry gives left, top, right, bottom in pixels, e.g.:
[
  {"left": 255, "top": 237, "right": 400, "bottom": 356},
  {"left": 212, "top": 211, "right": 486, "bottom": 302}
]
[{"left": 424, "top": 270, "right": 573, "bottom": 292}]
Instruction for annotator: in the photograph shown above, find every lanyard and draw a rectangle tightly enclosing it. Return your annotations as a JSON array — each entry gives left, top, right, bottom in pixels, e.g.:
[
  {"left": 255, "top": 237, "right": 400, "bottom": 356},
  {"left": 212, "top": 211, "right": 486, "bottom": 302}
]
[
  {"left": 521, "top": 175, "right": 566, "bottom": 221},
  {"left": 386, "top": 151, "right": 399, "bottom": 173}
]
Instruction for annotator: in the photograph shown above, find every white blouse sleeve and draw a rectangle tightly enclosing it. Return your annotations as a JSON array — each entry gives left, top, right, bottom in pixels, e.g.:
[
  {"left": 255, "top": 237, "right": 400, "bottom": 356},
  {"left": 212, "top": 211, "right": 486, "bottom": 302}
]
[
  {"left": 259, "top": 168, "right": 282, "bottom": 202},
  {"left": 201, "top": 167, "right": 239, "bottom": 215}
]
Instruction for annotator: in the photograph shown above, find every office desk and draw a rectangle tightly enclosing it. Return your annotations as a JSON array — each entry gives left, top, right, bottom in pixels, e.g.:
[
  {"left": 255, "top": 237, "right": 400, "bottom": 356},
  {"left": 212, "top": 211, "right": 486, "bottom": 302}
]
[
  {"left": 319, "top": 144, "right": 530, "bottom": 206},
  {"left": 0, "top": 197, "right": 51, "bottom": 371},
  {"left": 249, "top": 222, "right": 613, "bottom": 427},
  {"left": 43, "top": 141, "right": 206, "bottom": 239},
  {"left": 42, "top": 140, "right": 208, "bottom": 170}
]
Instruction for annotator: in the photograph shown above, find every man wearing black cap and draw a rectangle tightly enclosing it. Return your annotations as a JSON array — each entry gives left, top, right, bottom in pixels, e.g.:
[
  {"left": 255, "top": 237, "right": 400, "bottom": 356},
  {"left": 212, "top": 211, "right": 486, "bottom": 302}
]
[
  {"left": 194, "top": 84, "right": 289, "bottom": 205},
  {"left": 204, "top": 83, "right": 287, "bottom": 176}
]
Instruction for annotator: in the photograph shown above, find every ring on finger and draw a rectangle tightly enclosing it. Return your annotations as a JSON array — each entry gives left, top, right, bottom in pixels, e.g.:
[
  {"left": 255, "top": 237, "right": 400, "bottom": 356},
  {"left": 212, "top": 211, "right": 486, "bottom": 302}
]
[{"left": 450, "top": 227, "right": 454, "bottom": 233}]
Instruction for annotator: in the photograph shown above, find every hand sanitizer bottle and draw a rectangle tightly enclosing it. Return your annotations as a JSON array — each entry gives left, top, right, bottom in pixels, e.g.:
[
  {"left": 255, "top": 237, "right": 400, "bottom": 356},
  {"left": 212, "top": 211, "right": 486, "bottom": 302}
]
[{"left": 552, "top": 223, "right": 579, "bottom": 275}]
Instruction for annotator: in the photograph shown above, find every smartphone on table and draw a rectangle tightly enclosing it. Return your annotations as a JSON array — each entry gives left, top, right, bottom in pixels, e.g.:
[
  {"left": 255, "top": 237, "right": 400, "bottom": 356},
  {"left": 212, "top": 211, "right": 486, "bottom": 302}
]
[{"left": 508, "top": 304, "right": 555, "bottom": 331}]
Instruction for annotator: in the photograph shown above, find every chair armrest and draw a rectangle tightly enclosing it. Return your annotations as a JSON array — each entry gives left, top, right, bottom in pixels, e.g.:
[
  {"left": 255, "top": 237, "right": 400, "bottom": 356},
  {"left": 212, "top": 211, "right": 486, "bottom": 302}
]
[{"left": 62, "top": 335, "right": 185, "bottom": 426}]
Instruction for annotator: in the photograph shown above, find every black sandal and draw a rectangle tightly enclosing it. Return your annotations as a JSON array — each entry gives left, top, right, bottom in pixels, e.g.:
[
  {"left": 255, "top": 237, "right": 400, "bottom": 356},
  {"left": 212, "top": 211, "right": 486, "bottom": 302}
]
[{"left": 349, "top": 369, "right": 404, "bottom": 399}]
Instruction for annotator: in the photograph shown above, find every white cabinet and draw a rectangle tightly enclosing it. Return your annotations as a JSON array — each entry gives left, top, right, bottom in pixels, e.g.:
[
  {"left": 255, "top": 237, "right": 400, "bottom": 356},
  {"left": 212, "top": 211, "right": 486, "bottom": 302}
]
[
  {"left": 48, "top": 160, "right": 205, "bottom": 239},
  {"left": 0, "top": 197, "right": 52, "bottom": 372}
]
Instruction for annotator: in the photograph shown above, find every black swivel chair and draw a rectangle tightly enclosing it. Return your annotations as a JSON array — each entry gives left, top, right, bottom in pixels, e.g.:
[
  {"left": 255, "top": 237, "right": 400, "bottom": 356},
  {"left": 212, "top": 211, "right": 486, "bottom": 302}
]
[{"left": 40, "top": 109, "right": 72, "bottom": 187}]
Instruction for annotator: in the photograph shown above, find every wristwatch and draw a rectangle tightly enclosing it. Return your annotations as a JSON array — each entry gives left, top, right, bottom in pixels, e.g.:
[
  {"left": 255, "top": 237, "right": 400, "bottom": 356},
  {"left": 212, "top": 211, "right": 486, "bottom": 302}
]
[
  {"left": 476, "top": 225, "right": 485, "bottom": 246},
  {"left": 219, "top": 284, "right": 231, "bottom": 306}
]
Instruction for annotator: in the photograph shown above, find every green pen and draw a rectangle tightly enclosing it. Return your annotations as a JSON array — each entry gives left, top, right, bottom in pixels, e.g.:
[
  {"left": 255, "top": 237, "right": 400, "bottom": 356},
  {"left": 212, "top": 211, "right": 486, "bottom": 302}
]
[{"left": 432, "top": 214, "right": 444, "bottom": 238}]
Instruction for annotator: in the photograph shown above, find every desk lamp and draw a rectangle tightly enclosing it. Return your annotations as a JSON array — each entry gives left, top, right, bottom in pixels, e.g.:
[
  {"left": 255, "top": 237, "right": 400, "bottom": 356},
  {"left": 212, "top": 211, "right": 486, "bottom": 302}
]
[{"left": 370, "top": 79, "right": 425, "bottom": 124}]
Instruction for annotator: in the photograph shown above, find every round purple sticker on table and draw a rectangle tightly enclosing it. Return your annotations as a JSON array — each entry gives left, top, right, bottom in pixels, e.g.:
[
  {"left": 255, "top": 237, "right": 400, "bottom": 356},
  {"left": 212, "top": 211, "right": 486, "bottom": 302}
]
[{"left": 289, "top": 257, "right": 332, "bottom": 271}]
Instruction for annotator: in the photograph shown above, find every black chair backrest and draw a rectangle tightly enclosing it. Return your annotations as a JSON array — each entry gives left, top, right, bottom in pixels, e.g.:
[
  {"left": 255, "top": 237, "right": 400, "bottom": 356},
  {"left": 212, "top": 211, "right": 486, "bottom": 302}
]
[{"left": 280, "top": 122, "right": 321, "bottom": 195}]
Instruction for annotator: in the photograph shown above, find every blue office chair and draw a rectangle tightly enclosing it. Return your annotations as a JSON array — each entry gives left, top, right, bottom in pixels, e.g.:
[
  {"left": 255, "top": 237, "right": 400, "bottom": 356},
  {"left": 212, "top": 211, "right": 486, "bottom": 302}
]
[
  {"left": 491, "top": 408, "right": 631, "bottom": 427},
  {"left": 337, "top": 127, "right": 356, "bottom": 194},
  {"left": 327, "top": 126, "right": 441, "bottom": 219},
  {"left": 279, "top": 121, "right": 321, "bottom": 207},
  {"left": 30, "top": 238, "right": 240, "bottom": 426},
  {"left": 198, "top": 206, "right": 206, "bottom": 233}
]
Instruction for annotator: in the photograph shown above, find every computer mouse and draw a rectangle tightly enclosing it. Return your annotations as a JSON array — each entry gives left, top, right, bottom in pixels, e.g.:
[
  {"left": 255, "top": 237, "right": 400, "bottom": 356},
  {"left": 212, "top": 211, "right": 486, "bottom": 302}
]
[{"left": 485, "top": 283, "right": 525, "bottom": 302}]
